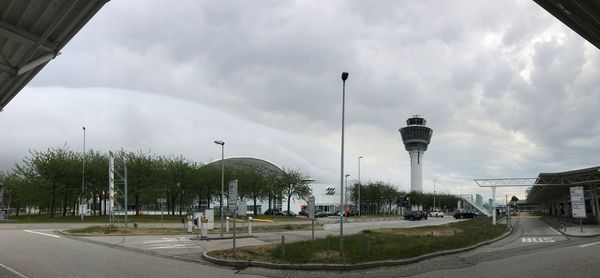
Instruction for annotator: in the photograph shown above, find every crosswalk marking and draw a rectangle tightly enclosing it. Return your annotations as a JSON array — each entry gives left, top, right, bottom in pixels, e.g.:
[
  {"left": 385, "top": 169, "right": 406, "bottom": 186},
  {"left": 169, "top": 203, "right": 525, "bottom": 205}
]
[{"left": 521, "top": 237, "right": 555, "bottom": 243}]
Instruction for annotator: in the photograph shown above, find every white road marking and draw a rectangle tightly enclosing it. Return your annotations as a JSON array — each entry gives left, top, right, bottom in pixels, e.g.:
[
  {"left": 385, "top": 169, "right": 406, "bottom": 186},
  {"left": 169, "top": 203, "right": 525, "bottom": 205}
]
[
  {"left": 548, "top": 226, "right": 563, "bottom": 236},
  {"left": 23, "top": 230, "right": 60, "bottom": 238},
  {"left": 521, "top": 237, "right": 555, "bottom": 243},
  {"left": 147, "top": 244, "right": 203, "bottom": 250},
  {"left": 0, "top": 262, "right": 29, "bottom": 278},
  {"left": 143, "top": 239, "right": 179, "bottom": 244},
  {"left": 579, "top": 241, "right": 600, "bottom": 248}
]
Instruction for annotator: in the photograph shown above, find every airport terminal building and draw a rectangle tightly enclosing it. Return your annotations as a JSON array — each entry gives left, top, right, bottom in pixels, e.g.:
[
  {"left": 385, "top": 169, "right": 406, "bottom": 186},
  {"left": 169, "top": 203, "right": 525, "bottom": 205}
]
[{"left": 526, "top": 166, "right": 600, "bottom": 224}]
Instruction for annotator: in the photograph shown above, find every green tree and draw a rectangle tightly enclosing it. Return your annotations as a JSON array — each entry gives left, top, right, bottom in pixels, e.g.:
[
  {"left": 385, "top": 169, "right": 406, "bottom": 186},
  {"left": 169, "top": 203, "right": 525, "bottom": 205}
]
[{"left": 279, "top": 168, "right": 311, "bottom": 214}]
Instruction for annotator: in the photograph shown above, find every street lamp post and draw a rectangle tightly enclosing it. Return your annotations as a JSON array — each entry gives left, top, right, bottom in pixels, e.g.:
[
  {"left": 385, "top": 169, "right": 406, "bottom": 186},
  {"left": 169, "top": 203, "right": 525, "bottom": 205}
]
[
  {"left": 358, "top": 155, "right": 363, "bottom": 217},
  {"left": 81, "top": 126, "right": 86, "bottom": 221},
  {"left": 214, "top": 140, "right": 225, "bottom": 237},
  {"left": 339, "top": 71, "right": 349, "bottom": 256}
]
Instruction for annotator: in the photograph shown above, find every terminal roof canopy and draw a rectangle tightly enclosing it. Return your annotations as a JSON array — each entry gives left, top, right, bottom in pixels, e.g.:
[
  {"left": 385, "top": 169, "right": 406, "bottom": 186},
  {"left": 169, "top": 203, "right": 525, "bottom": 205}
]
[
  {"left": 527, "top": 166, "right": 600, "bottom": 204},
  {"left": 0, "top": 0, "right": 109, "bottom": 110},
  {"left": 534, "top": 0, "right": 600, "bottom": 50}
]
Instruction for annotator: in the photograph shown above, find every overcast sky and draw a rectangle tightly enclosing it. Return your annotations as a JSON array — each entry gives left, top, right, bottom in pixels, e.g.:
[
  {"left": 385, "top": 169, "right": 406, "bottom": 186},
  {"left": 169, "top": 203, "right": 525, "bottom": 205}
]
[{"left": 2, "top": 0, "right": 600, "bottom": 201}]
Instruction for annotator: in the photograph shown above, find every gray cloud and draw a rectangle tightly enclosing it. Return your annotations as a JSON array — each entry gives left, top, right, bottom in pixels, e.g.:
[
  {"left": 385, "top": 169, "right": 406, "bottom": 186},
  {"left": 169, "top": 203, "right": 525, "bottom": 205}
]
[{"left": 1, "top": 0, "right": 598, "bottom": 201}]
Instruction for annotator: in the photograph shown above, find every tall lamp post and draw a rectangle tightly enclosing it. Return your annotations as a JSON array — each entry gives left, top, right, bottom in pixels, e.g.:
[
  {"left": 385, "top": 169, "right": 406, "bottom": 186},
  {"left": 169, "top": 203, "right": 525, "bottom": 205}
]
[
  {"left": 358, "top": 155, "right": 363, "bottom": 216},
  {"left": 81, "top": 126, "right": 86, "bottom": 221},
  {"left": 214, "top": 140, "right": 225, "bottom": 237},
  {"left": 339, "top": 71, "right": 349, "bottom": 255}
]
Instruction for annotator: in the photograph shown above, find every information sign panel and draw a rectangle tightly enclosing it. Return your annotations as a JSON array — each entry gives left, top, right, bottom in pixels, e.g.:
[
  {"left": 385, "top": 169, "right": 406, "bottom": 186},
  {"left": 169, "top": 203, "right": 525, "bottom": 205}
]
[
  {"left": 308, "top": 196, "right": 315, "bottom": 219},
  {"left": 570, "top": 186, "right": 586, "bottom": 218},
  {"left": 237, "top": 201, "right": 247, "bottom": 216},
  {"left": 228, "top": 180, "right": 238, "bottom": 211}
]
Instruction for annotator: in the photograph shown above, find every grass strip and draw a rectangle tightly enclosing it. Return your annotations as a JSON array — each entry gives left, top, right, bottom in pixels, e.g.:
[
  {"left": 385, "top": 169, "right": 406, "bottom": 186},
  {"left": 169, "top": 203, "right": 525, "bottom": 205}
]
[{"left": 209, "top": 217, "right": 507, "bottom": 264}]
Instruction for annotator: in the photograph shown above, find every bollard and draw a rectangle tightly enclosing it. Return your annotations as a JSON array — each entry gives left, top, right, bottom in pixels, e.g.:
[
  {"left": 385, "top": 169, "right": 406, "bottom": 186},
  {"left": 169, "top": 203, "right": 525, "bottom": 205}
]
[
  {"left": 364, "top": 234, "right": 370, "bottom": 257},
  {"left": 248, "top": 217, "right": 253, "bottom": 236},
  {"left": 226, "top": 217, "right": 230, "bottom": 232},
  {"left": 281, "top": 235, "right": 285, "bottom": 258}
]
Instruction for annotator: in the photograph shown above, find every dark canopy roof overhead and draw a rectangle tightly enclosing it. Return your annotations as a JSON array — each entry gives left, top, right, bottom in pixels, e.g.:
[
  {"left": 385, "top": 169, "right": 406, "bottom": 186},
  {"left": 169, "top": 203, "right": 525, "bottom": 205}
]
[
  {"left": 0, "top": 0, "right": 109, "bottom": 110},
  {"left": 526, "top": 166, "right": 600, "bottom": 204},
  {"left": 534, "top": 0, "right": 600, "bottom": 50}
]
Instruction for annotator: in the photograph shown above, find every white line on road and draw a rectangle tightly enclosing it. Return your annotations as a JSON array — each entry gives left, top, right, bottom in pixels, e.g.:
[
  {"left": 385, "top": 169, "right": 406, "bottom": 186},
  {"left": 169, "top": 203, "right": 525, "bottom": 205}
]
[
  {"left": 0, "top": 262, "right": 29, "bottom": 278},
  {"left": 548, "top": 226, "right": 563, "bottom": 236},
  {"left": 579, "top": 241, "right": 600, "bottom": 248},
  {"left": 23, "top": 230, "right": 60, "bottom": 238}
]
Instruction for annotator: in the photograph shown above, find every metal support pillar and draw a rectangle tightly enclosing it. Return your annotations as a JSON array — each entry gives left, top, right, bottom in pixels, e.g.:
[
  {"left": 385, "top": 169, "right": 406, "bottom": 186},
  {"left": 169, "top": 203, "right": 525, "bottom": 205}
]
[
  {"left": 492, "top": 186, "right": 496, "bottom": 226},
  {"left": 592, "top": 185, "right": 600, "bottom": 225}
]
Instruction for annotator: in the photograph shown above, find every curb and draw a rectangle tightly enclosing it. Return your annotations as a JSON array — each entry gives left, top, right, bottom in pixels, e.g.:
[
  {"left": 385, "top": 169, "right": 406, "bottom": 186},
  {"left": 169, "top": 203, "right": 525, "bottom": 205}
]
[
  {"left": 202, "top": 224, "right": 515, "bottom": 271},
  {"left": 552, "top": 228, "right": 600, "bottom": 238}
]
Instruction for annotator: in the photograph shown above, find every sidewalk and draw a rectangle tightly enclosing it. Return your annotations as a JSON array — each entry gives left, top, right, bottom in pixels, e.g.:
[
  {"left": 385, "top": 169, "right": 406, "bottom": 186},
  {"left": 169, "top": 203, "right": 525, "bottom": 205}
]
[{"left": 561, "top": 225, "right": 600, "bottom": 237}]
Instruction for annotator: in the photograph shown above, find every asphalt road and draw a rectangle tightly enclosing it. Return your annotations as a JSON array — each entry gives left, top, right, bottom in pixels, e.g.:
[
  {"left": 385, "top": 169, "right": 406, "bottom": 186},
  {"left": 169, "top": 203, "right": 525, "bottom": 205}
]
[
  {"left": 0, "top": 228, "right": 260, "bottom": 278},
  {"left": 2, "top": 215, "right": 600, "bottom": 278}
]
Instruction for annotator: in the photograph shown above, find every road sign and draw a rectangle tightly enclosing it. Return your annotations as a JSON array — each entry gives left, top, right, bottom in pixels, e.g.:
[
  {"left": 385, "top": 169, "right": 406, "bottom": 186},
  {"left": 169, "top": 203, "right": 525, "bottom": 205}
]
[
  {"left": 396, "top": 196, "right": 409, "bottom": 206},
  {"left": 237, "top": 201, "right": 247, "bottom": 216},
  {"left": 228, "top": 180, "right": 238, "bottom": 210},
  {"left": 308, "top": 196, "right": 315, "bottom": 219},
  {"left": 570, "top": 186, "right": 586, "bottom": 218}
]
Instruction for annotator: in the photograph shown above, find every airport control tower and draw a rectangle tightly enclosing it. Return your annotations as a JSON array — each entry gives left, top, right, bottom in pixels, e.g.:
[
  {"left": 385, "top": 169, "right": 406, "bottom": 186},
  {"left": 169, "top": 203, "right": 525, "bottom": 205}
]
[{"left": 399, "top": 115, "right": 433, "bottom": 192}]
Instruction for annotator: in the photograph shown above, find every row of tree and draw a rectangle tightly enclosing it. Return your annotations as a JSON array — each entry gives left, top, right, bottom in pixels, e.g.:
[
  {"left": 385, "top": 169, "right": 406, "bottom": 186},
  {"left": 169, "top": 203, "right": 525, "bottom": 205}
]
[
  {"left": 348, "top": 181, "right": 461, "bottom": 213},
  {"left": 0, "top": 147, "right": 311, "bottom": 217}
]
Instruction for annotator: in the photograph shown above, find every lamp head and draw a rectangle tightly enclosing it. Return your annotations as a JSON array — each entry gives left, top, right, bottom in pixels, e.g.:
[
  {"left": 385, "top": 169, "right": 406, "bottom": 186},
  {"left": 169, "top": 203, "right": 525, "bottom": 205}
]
[
  {"left": 359, "top": 155, "right": 363, "bottom": 159},
  {"left": 214, "top": 140, "right": 224, "bottom": 145},
  {"left": 345, "top": 174, "right": 350, "bottom": 178},
  {"left": 341, "top": 72, "right": 349, "bottom": 81}
]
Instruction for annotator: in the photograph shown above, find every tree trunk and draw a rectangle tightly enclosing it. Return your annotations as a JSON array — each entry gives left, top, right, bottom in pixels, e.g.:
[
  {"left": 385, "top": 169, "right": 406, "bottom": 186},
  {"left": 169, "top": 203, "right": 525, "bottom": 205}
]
[
  {"left": 50, "top": 184, "right": 56, "bottom": 218},
  {"left": 15, "top": 205, "right": 20, "bottom": 217},
  {"left": 253, "top": 194, "right": 258, "bottom": 216},
  {"left": 268, "top": 193, "right": 272, "bottom": 211},
  {"left": 287, "top": 194, "right": 292, "bottom": 214},
  {"left": 62, "top": 192, "right": 68, "bottom": 216},
  {"left": 93, "top": 193, "right": 97, "bottom": 216},
  {"left": 72, "top": 198, "right": 77, "bottom": 216},
  {"left": 135, "top": 194, "right": 140, "bottom": 216}
]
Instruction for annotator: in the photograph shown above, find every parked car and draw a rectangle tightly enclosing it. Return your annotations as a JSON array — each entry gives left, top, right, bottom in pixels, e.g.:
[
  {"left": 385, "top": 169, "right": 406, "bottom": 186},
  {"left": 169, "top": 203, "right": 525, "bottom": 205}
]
[
  {"left": 315, "top": 211, "right": 329, "bottom": 218},
  {"left": 347, "top": 210, "right": 359, "bottom": 217},
  {"left": 430, "top": 210, "right": 444, "bottom": 217},
  {"left": 418, "top": 211, "right": 428, "bottom": 220},
  {"left": 282, "top": 210, "right": 296, "bottom": 216},
  {"left": 264, "top": 209, "right": 284, "bottom": 216},
  {"left": 453, "top": 210, "right": 476, "bottom": 219},
  {"left": 326, "top": 211, "right": 341, "bottom": 217},
  {"left": 298, "top": 210, "right": 309, "bottom": 217},
  {"left": 404, "top": 210, "right": 422, "bottom": 221}
]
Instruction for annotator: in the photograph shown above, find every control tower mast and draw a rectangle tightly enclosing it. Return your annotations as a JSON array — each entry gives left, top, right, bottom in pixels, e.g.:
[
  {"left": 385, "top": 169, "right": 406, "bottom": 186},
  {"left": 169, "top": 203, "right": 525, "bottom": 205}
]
[{"left": 399, "top": 115, "right": 433, "bottom": 192}]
